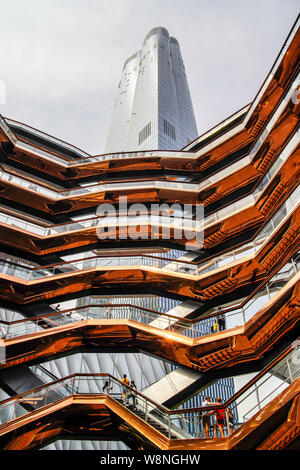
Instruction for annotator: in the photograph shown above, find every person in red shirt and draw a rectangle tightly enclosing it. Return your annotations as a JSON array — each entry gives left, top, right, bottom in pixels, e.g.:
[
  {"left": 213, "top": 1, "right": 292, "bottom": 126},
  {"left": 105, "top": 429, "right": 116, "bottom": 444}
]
[{"left": 215, "top": 397, "right": 226, "bottom": 437}]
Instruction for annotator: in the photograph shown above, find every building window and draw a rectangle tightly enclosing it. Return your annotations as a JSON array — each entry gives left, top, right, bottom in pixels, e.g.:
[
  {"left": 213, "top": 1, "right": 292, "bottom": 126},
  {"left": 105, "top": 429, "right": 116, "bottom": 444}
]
[
  {"left": 139, "top": 122, "right": 151, "bottom": 145},
  {"left": 163, "top": 119, "right": 176, "bottom": 140}
]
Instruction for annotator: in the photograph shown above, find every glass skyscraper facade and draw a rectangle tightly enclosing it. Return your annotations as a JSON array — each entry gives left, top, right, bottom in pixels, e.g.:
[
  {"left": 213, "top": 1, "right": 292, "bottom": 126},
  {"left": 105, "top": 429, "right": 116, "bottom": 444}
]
[{"left": 103, "top": 26, "right": 235, "bottom": 426}]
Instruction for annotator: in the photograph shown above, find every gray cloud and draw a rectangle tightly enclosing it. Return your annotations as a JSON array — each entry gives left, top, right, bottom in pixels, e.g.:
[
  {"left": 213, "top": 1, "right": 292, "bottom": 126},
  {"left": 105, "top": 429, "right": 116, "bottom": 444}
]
[{"left": 0, "top": 0, "right": 299, "bottom": 153}]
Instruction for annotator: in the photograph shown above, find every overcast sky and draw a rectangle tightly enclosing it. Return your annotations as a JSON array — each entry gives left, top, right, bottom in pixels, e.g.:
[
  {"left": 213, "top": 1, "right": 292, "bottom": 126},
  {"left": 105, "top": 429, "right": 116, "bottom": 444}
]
[{"left": 0, "top": 0, "right": 299, "bottom": 154}]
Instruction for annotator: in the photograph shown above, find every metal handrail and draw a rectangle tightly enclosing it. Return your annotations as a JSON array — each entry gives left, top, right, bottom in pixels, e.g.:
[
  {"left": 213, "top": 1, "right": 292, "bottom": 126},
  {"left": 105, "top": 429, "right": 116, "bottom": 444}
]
[
  {"left": 0, "top": 200, "right": 298, "bottom": 275},
  {"left": 0, "top": 262, "right": 297, "bottom": 331},
  {"left": 0, "top": 337, "right": 297, "bottom": 417},
  {"left": 0, "top": 249, "right": 298, "bottom": 335}
]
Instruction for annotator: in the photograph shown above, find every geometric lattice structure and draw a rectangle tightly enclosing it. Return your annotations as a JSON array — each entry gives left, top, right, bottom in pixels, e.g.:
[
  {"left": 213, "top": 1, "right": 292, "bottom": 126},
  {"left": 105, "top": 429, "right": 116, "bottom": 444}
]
[{"left": 0, "top": 17, "right": 299, "bottom": 450}]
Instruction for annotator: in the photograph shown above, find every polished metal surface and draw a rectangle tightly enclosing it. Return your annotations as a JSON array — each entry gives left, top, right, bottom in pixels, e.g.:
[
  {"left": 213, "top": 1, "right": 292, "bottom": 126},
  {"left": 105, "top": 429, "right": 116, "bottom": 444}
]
[
  {"left": 0, "top": 375, "right": 299, "bottom": 450},
  {"left": 0, "top": 18, "right": 299, "bottom": 452},
  {"left": 0, "top": 142, "right": 298, "bottom": 255},
  {"left": 0, "top": 206, "right": 298, "bottom": 304},
  {"left": 0, "top": 276, "right": 298, "bottom": 371}
]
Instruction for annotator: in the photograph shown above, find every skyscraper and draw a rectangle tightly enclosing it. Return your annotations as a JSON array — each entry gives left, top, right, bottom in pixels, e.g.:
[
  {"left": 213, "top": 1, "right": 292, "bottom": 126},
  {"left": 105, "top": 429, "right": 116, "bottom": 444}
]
[
  {"left": 102, "top": 28, "right": 196, "bottom": 411},
  {"left": 0, "top": 17, "right": 299, "bottom": 451},
  {"left": 104, "top": 27, "right": 235, "bottom": 418},
  {"left": 105, "top": 27, "right": 198, "bottom": 153}
]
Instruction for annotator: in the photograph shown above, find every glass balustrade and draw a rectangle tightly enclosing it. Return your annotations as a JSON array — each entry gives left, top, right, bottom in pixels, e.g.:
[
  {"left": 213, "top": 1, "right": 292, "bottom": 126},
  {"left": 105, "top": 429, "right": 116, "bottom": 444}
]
[
  {"left": 0, "top": 341, "right": 299, "bottom": 440},
  {"left": 194, "top": 241, "right": 261, "bottom": 276},
  {"left": 0, "top": 250, "right": 249, "bottom": 280},
  {"left": 1, "top": 115, "right": 298, "bottom": 204},
  {"left": 0, "top": 168, "right": 199, "bottom": 199},
  {"left": 202, "top": 254, "right": 299, "bottom": 329},
  {"left": 0, "top": 182, "right": 279, "bottom": 237},
  {"left": 247, "top": 76, "right": 299, "bottom": 160},
  {"left": 0, "top": 254, "right": 199, "bottom": 281},
  {"left": 0, "top": 169, "right": 59, "bottom": 197},
  {"left": 0, "top": 195, "right": 300, "bottom": 280},
  {"left": 0, "top": 183, "right": 298, "bottom": 282},
  {"left": 0, "top": 121, "right": 297, "bottom": 245},
  {"left": 253, "top": 128, "right": 300, "bottom": 201},
  {"left": 170, "top": 344, "right": 300, "bottom": 438},
  {"left": 244, "top": 16, "right": 300, "bottom": 124},
  {"left": 15, "top": 137, "right": 195, "bottom": 166},
  {"left": 16, "top": 140, "right": 69, "bottom": 165},
  {"left": 254, "top": 184, "right": 300, "bottom": 242},
  {"left": 83, "top": 70, "right": 298, "bottom": 167},
  {"left": 5, "top": 119, "right": 90, "bottom": 159},
  {"left": 0, "top": 116, "right": 18, "bottom": 144},
  {"left": 0, "top": 153, "right": 257, "bottom": 199},
  {"left": 0, "top": 208, "right": 208, "bottom": 236},
  {"left": 230, "top": 347, "right": 300, "bottom": 428},
  {"left": 0, "top": 253, "right": 298, "bottom": 342},
  {"left": 186, "top": 105, "right": 249, "bottom": 152},
  {"left": 0, "top": 212, "right": 179, "bottom": 237},
  {"left": 1, "top": 66, "right": 298, "bottom": 172}
]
